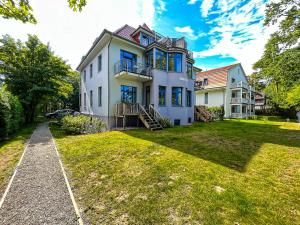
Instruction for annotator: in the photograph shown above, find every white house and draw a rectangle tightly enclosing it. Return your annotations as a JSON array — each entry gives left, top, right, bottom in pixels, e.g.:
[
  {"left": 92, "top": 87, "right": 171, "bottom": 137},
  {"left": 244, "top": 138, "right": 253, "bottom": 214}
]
[
  {"left": 195, "top": 63, "right": 255, "bottom": 118},
  {"left": 77, "top": 24, "right": 195, "bottom": 130}
]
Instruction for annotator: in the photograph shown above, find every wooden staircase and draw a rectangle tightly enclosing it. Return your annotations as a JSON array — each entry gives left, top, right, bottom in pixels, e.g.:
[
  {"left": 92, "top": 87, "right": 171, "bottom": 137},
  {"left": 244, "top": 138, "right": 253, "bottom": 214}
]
[
  {"left": 194, "top": 106, "right": 213, "bottom": 122},
  {"left": 139, "top": 104, "right": 163, "bottom": 131}
]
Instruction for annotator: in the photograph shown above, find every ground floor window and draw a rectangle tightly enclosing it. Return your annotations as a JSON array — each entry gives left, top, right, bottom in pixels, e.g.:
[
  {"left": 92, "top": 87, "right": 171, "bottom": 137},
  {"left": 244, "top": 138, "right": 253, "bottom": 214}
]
[
  {"left": 172, "top": 87, "right": 182, "bottom": 106},
  {"left": 231, "top": 105, "right": 240, "bottom": 113},
  {"left": 204, "top": 92, "right": 208, "bottom": 104},
  {"left": 121, "top": 85, "right": 137, "bottom": 103},
  {"left": 90, "top": 90, "right": 93, "bottom": 107},
  {"left": 186, "top": 90, "right": 192, "bottom": 107},
  {"left": 159, "top": 86, "right": 166, "bottom": 106},
  {"left": 174, "top": 119, "right": 181, "bottom": 126},
  {"left": 98, "top": 87, "right": 102, "bottom": 106},
  {"left": 84, "top": 93, "right": 86, "bottom": 109}
]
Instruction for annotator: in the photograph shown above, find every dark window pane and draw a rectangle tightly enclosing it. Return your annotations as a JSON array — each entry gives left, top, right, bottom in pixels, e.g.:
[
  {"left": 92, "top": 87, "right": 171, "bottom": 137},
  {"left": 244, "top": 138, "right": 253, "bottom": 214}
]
[
  {"left": 155, "top": 49, "right": 167, "bottom": 70},
  {"left": 172, "top": 87, "right": 182, "bottom": 106},
  {"left": 121, "top": 85, "right": 137, "bottom": 104},
  {"left": 186, "top": 90, "right": 192, "bottom": 107},
  {"left": 159, "top": 86, "right": 166, "bottom": 106}
]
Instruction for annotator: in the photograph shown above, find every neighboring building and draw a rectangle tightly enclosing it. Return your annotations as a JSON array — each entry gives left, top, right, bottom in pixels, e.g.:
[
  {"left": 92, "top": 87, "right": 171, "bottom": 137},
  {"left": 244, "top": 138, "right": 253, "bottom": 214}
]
[
  {"left": 77, "top": 24, "right": 195, "bottom": 129},
  {"left": 255, "top": 92, "right": 268, "bottom": 110},
  {"left": 195, "top": 63, "right": 255, "bottom": 118}
]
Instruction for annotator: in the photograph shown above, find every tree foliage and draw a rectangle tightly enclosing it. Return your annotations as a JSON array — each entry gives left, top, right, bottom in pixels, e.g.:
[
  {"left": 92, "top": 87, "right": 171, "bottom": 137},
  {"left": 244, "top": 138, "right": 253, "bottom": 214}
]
[
  {"left": 0, "top": 0, "right": 87, "bottom": 23},
  {"left": 252, "top": 0, "right": 300, "bottom": 111},
  {"left": 0, "top": 34, "right": 75, "bottom": 122}
]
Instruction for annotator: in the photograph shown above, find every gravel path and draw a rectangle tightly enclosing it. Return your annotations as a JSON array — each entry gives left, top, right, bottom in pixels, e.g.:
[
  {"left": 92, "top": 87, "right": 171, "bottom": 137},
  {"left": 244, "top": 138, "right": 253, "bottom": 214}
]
[{"left": 0, "top": 123, "right": 80, "bottom": 225}]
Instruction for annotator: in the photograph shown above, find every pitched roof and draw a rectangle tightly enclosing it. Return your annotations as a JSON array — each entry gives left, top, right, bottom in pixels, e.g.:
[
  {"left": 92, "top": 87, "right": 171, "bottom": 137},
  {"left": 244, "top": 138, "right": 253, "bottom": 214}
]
[
  {"left": 196, "top": 63, "right": 239, "bottom": 89},
  {"left": 141, "top": 23, "right": 153, "bottom": 33},
  {"left": 113, "top": 24, "right": 136, "bottom": 42}
]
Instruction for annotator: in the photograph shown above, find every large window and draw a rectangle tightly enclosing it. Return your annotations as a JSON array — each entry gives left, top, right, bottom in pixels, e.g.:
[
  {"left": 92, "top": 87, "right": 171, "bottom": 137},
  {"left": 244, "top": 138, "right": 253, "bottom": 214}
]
[
  {"left": 187, "top": 62, "right": 193, "bottom": 79},
  {"left": 98, "top": 87, "right": 102, "bottom": 107},
  {"left": 120, "top": 50, "right": 137, "bottom": 73},
  {"left": 90, "top": 64, "right": 93, "bottom": 78},
  {"left": 172, "top": 87, "right": 182, "bottom": 106},
  {"left": 186, "top": 90, "right": 192, "bottom": 107},
  {"left": 98, "top": 54, "right": 102, "bottom": 72},
  {"left": 159, "top": 86, "right": 166, "bottom": 106},
  {"left": 204, "top": 93, "right": 208, "bottom": 104},
  {"left": 121, "top": 85, "right": 137, "bottom": 103},
  {"left": 168, "top": 53, "right": 182, "bottom": 72},
  {"left": 145, "top": 50, "right": 153, "bottom": 67},
  {"left": 90, "top": 90, "right": 93, "bottom": 107},
  {"left": 155, "top": 49, "right": 167, "bottom": 70}
]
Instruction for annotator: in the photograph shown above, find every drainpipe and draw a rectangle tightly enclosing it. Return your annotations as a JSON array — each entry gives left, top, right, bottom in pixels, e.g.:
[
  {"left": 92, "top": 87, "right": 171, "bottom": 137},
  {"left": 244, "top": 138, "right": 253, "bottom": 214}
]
[{"left": 107, "top": 35, "right": 113, "bottom": 129}]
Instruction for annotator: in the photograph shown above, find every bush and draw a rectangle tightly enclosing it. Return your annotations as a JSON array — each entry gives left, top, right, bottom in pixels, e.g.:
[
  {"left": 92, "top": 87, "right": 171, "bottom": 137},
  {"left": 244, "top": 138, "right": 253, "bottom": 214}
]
[
  {"left": 158, "top": 117, "right": 173, "bottom": 128},
  {"left": 0, "top": 86, "right": 24, "bottom": 140},
  {"left": 62, "top": 115, "right": 105, "bottom": 134},
  {"left": 206, "top": 106, "right": 224, "bottom": 121}
]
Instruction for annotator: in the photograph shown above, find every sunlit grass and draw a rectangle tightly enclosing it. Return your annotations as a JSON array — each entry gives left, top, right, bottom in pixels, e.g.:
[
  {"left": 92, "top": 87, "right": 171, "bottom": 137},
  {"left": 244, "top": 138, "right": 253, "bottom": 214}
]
[{"left": 51, "top": 120, "right": 300, "bottom": 225}]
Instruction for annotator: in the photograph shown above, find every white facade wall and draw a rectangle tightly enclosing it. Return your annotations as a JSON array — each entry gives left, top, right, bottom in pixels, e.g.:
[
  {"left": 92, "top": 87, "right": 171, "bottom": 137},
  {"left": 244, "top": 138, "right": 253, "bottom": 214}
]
[{"left": 196, "top": 90, "right": 225, "bottom": 107}]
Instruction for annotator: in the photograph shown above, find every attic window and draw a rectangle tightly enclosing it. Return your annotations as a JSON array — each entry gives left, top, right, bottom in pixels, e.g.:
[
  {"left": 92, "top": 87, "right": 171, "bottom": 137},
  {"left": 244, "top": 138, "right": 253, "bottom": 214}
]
[
  {"left": 141, "top": 34, "right": 149, "bottom": 46},
  {"left": 203, "top": 78, "right": 208, "bottom": 86}
]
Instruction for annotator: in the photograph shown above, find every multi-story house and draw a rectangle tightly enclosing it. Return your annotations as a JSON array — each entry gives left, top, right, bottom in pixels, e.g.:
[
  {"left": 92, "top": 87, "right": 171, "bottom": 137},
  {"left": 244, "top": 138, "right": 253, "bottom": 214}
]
[
  {"left": 77, "top": 24, "right": 195, "bottom": 130},
  {"left": 195, "top": 63, "right": 255, "bottom": 118}
]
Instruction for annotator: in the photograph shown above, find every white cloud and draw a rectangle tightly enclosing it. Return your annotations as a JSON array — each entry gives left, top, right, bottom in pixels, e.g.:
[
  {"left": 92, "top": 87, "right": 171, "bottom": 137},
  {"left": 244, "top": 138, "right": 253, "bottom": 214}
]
[
  {"left": 0, "top": 0, "right": 155, "bottom": 70},
  {"left": 175, "top": 26, "right": 205, "bottom": 40},
  {"left": 188, "top": 0, "right": 198, "bottom": 4},
  {"left": 200, "top": 0, "right": 215, "bottom": 17},
  {"left": 194, "top": 0, "right": 277, "bottom": 74},
  {"left": 156, "top": 0, "right": 166, "bottom": 14}
]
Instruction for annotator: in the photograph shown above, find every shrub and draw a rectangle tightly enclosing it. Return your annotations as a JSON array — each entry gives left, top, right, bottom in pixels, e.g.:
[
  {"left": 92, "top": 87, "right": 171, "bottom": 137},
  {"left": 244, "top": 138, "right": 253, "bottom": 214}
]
[
  {"left": 62, "top": 115, "right": 105, "bottom": 134},
  {"left": 0, "top": 86, "right": 24, "bottom": 140},
  {"left": 206, "top": 106, "right": 224, "bottom": 121},
  {"left": 158, "top": 117, "right": 173, "bottom": 128}
]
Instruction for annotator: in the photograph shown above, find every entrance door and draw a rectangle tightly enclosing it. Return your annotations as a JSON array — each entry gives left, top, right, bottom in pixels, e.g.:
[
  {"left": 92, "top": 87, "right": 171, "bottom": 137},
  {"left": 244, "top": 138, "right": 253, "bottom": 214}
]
[{"left": 145, "top": 86, "right": 150, "bottom": 107}]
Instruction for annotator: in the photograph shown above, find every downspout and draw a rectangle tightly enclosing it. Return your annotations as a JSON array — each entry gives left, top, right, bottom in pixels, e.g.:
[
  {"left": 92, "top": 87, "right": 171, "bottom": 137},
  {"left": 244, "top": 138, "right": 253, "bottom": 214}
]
[{"left": 107, "top": 35, "right": 113, "bottom": 129}]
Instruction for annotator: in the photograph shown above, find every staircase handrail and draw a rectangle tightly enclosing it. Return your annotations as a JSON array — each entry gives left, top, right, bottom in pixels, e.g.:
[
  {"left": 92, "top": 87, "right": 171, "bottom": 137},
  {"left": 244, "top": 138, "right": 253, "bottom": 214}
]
[
  {"left": 138, "top": 104, "right": 153, "bottom": 122},
  {"left": 149, "top": 104, "right": 166, "bottom": 127}
]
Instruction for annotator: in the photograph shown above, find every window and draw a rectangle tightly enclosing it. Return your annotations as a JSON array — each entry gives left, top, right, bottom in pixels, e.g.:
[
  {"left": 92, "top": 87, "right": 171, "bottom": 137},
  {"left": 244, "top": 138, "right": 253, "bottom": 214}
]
[
  {"left": 232, "top": 78, "right": 235, "bottom": 83},
  {"left": 158, "top": 86, "right": 166, "bottom": 106},
  {"left": 145, "top": 50, "right": 153, "bottom": 67},
  {"left": 83, "top": 70, "right": 86, "bottom": 82},
  {"left": 90, "top": 90, "right": 93, "bottom": 107},
  {"left": 141, "top": 34, "right": 149, "bottom": 46},
  {"left": 120, "top": 50, "right": 137, "bottom": 73},
  {"left": 155, "top": 49, "right": 167, "bottom": 70},
  {"left": 172, "top": 87, "right": 182, "bottom": 106},
  {"left": 174, "top": 119, "right": 181, "bottom": 126},
  {"left": 232, "top": 105, "right": 240, "bottom": 113},
  {"left": 186, "top": 90, "right": 192, "bottom": 107},
  {"left": 98, "top": 55, "right": 102, "bottom": 72},
  {"left": 90, "top": 64, "right": 93, "bottom": 78},
  {"left": 187, "top": 62, "right": 193, "bottom": 79},
  {"left": 121, "top": 85, "right": 137, "bottom": 103},
  {"left": 188, "top": 117, "right": 192, "bottom": 123},
  {"left": 204, "top": 92, "right": 208, "bottom": 104},
  {"left": 84, "top": 93, "right": 86, "bottom": 109},
  {"left": 168, "top": 53, "right": 182, "bottom": 72},
  {"left": 98, "top": 87, "right": 102, "bottom": 107},
  {"left": 203, "top": 78, "right": 208, "bottom": 86}
]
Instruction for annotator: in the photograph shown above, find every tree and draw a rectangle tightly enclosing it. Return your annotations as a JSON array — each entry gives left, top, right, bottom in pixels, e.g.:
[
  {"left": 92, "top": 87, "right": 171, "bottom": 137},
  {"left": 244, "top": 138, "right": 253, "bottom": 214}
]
[
  {"left": 0, "top": 34, "right": 75, "bottom": 122},
  {"left": 252, "top": 0, "right": 300, "bottom": 112},
  {"left": 0, "top": 0, "right": 87, "bottom": 23}
]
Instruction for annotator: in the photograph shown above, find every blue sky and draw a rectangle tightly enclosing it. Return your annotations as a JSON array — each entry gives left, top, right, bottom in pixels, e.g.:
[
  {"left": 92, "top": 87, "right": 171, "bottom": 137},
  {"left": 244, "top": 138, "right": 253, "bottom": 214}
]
[{"left": 0, "top": 0, "right": 273, "bottom": 74}]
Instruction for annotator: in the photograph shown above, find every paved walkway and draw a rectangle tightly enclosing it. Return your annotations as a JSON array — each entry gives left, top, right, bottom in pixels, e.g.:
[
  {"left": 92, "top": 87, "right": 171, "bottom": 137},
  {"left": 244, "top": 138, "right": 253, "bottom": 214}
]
[{"left": 0, "top": 123, "right": 81, "bottom": 225}]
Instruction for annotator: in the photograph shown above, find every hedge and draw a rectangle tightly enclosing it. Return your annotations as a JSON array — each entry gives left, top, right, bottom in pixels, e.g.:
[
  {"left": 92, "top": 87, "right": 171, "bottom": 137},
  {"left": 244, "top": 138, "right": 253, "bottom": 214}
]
[
  {"left": 0, "top": 86, "right": 24, "bottom": 140},
  {"left": 62, "top": 115, "right": 105, "bottom": 134}
]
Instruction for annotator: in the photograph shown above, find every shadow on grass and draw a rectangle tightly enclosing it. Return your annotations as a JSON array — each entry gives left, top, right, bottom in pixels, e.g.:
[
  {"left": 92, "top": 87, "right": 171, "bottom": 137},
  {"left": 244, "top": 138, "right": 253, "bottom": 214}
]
[{"left": 122, "top": 120, "right": 300, "bottom": 172}]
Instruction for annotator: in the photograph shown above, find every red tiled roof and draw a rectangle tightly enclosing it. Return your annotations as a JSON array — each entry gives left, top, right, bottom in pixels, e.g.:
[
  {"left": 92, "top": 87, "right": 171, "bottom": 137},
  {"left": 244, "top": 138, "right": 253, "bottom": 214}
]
[
  {"left": 196, "top": 63, "right": 239, "bottom": 89},
  {"left": 114, "top": 24, "right": 136, "bottom": 42},
  {"left": 142, "top": 23, "right": 153, "bottom": 33}
]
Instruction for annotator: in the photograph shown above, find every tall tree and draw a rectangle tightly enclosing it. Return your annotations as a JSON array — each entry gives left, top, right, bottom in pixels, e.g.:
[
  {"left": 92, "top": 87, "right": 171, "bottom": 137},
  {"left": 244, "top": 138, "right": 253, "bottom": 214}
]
[
  {"left": 252, "top": 0, "right": 300, "bottom": 111},
  {"left": 0, "top": 0, "right": 87, "bottom": 23},
  {"left": 0, "top": 34, "right": 75, "bottom": 122}
]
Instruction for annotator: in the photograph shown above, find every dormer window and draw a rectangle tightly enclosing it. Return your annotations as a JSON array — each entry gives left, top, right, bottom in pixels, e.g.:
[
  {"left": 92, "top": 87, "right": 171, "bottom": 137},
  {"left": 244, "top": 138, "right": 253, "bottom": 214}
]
[
  {"left": 141, "top": 34, "right": 149, "bottom": 46},
  {"left": 203, "top": 78, "right": 208, "bottom": 86}
]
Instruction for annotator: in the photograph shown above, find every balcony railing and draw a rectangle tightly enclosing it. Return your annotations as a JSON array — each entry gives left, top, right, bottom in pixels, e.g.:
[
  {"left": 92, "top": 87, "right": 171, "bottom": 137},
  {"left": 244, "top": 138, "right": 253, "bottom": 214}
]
[
  {"left": 114, "top": 59, "right": 152, "bottom": 78},
  {"left": 231, "top": 81, "right": 249, "bottom": 90},
  {"left": 231, "top": 98, "right": 249, "bottom": 104}
]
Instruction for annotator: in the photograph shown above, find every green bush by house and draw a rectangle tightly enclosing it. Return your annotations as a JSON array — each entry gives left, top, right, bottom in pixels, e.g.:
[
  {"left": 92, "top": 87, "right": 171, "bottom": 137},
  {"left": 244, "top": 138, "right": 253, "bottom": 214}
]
[
  {"left": 62, "top": 115, "right": 105, "bottom": 134},
  {"left": 0, "top": 86, "right": 24, "bottom": 140},
  {"left": 206, "top": 106, "right": 224, "bottom": 120}
]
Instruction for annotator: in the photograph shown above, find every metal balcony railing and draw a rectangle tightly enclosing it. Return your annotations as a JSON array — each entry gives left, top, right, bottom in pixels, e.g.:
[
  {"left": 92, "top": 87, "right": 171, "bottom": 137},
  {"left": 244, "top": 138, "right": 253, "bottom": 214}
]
[
  {"left": 231, "top": 81, "right": 250, "bottom": 90},
  {"left": 114, "top": 59, "right": 152, "bottom": 77}
]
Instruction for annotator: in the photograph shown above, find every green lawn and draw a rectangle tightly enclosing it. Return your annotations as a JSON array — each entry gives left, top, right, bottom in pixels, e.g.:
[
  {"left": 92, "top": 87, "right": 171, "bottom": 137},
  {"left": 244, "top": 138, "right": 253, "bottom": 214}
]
[
  {"left": 0, "top": 124, "right": 36, "bottom": 196},
  {"left": 51, "top": 120, "right": 300, "bottom": 225}
]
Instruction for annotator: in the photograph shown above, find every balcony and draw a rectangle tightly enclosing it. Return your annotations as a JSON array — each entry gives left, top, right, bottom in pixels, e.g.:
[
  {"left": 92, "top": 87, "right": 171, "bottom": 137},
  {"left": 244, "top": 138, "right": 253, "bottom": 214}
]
[
  {"left": 114, "top": 59, "right": 152, "bottom": 82},
  {"left": 231, "top": 81, "right": 249, "bottom": 90},
  {"left": 194, "top": 81, "right": 204, "bottom": 91},
  {"left": 231, "top": 97, "right": 249, "bottom": 104}
]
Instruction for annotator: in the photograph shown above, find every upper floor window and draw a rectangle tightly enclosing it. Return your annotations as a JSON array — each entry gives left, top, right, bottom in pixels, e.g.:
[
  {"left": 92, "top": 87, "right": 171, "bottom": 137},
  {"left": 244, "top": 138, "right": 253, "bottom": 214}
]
[
  {"left": 203, "top": 78, "right": 208, "bottom": 86},
  {"left": 145, "top": 50, "right": 153, "bottom": 67},
  {"left": 141, "top": 34, "right": 149, "bottom": 46},
  {"left": 155, "top": 49, "right": 167, "bottom": 70},
  {"left": 168, "top": 53, "right": 182, "bottom": 72},
  {"left": 83, "top": 70, "right": 86, "bottom": 82},
  {"left": 159, "top": 86, "right": 166, "bottom": 106},
  {"left": 98, "top": 54, "right": 102, "bottom": 72},
  {"left": 90, "top": 64, "right": 93, "bottom": 78},
  {"left": 121, "top": 85, "right": 137, "bottom": 103},
  {"left": 186, "top": 90, "right": 192, "bottom": 107},
  {"left": 120, "top": 50, "right": 137, "bottom": 73},
  {"left": 187, "top": 63, "right": 193, "bottom": 79},
  {"left": 172, "top": 87, "right": 182, "bottom": 106}
]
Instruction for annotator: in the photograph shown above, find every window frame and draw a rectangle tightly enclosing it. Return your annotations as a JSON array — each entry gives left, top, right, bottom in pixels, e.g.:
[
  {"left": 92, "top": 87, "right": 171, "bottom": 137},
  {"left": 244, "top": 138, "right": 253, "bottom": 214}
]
[
  {"left": 121, "top": 85, "right": 137, "bottom": 104},
  {"left": 84, "top": 92, "right": 86, "bottom": 109},
  {"left": 155, "top": 49, "right": 167, "bottom": 71},
  {"left": 98, "top": 86, "right": 102, "bottom": 107},
  {"left": 158, "top": 86, "right": 166, "bottom": 106},
  {"left": 186, "top": 89, "right": 192, "bottom": 107},
  {"left": 90, "top": 64, "right": 93, "bottom": 78},
  {"left": 90, "top": 90, "right": 93, "bottom": 107},
  {"left": 83, "top": 70, "right": 86, "bottom": 82},
  {"left": 187, "top": 62, "right": 193, "bottom": 79},
  {"left": 204, "top": 92, "right": 208, "bottom": 104},
  {"left": 168, "top": 53, "right": 182, "bottom": 73},
  {"left": 98, "top": 54, "right": 102, "bottom": 72},
  {"left": 172, "top": 87, "right": 183, "bottom": 107}
]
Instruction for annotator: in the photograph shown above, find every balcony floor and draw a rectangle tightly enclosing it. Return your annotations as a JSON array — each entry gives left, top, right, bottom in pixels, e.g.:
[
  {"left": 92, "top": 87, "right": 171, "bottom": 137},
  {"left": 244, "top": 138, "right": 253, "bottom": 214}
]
[{"left": 115, "top": 71, "right": 152, "bottom": 82}]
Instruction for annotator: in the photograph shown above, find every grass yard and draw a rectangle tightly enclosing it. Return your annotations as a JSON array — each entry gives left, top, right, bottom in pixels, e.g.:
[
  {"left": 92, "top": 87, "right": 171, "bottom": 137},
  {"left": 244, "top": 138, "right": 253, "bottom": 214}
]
[
  {"left": 51, "top": 120, "right": 300, "bottom": 225},
  {"left": 0, "top": 124, "right": 37, "bottom": 196}
]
